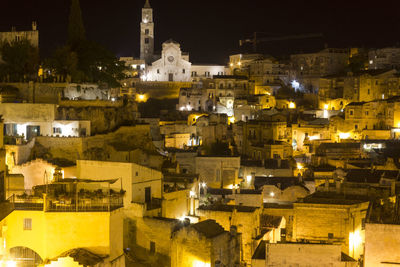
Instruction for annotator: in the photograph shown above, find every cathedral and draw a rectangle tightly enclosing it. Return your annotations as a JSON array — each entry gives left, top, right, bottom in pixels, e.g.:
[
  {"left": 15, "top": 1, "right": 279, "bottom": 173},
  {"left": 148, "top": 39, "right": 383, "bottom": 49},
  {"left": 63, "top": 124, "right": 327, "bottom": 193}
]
[{"left": 139, "top": 0, "right": 227, "bottom": 82}]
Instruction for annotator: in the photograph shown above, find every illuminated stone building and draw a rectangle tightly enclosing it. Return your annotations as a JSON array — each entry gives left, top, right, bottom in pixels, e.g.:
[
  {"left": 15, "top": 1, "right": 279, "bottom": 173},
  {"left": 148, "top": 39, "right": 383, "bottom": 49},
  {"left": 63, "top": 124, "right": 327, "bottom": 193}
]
[
  {"left": 368, "top": 47, "right": 400, "bottom": 70},
  {"left": 171, "top": 219, "right": 241, "bottom": 267},
  {"left": 177, "top": 75, "right": 253, "bottom": 113},
  {"left": 139, "top": 1, "right": 226, "bottom": 82},
  {"left": 290, "top": 48, "right": 350, "bottom": 92},
  {"left": 197, "top": 205, "right": 261, "bottom": 265},
  {"left": 0, "top": 103, "right": 90, "bottom": 140},
  {"left": 0, "top": 21, "right": 39, "bottom": 48},
  {"left": 252, "top": 242, "right": 357, "bottom": 267},
  {"left": 293, "top": 193, "right": 369, "bottom": 261},
  {"left": 0, "top": 179, "right": 125, "bottom": 266}
]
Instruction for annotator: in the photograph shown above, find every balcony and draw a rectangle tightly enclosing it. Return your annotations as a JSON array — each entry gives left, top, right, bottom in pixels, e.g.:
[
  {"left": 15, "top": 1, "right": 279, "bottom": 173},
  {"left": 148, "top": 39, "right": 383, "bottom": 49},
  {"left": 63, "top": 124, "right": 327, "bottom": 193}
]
[{"left": 8, "top": 193, "right": 123, "bottom": 212}]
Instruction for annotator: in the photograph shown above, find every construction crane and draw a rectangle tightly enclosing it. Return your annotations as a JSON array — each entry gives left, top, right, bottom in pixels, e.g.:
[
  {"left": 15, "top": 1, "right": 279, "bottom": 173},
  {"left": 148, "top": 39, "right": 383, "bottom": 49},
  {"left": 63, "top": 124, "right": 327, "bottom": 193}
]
[{"left": 239, "top": 32, "right": 324, "bottom": 53}]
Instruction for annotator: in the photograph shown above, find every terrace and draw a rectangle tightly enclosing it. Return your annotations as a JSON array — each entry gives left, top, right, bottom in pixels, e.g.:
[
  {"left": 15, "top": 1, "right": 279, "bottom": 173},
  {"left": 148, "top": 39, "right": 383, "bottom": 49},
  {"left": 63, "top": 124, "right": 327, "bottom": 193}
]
[{"left": 7, "top": 178, "right": 124, "bottom": 212}]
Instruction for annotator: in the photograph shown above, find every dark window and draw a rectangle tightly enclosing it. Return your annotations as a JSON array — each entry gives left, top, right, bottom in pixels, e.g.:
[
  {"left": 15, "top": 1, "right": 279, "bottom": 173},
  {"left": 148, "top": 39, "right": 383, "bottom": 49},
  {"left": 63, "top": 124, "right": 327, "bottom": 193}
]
[
  {"left": 150, "top": 241, "right": 155, "bottom": 254},
  {"left": 328, "top": 233, "right": 334, "bottom": 239},
  {"left": 182, "top": 69, "right": 185, "bottom": 74},
  {"left": 145, "top": 187, "right": 151, "bottom": 203},
  {"left": 145, "top": 38, "right": 149, "bottom": 44},
  {"left": 145, "top": 29, "right": 149, "bottom": 35},
  {"left": 350, "top": 110, "right": 353, "bottom": 115}
]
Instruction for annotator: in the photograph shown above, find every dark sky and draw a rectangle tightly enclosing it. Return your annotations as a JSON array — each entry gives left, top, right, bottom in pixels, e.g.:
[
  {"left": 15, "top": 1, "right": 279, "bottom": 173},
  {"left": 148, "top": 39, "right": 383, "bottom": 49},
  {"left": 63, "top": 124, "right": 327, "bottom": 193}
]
[{"left": 1, "top": 0, "right": 400, "bottom": 64}]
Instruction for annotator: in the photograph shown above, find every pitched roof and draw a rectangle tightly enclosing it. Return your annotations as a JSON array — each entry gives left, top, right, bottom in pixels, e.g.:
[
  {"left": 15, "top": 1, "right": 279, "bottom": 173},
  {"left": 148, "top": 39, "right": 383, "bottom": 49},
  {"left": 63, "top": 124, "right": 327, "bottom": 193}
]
[
  {"left": 191, "top": 219, "right": 226, "bottom": 238},
  {"left": 252, "top": 241, "right": 266, "bottom": 259},
  {"left": 254, "top": 176, "right": 300, "bottom": 190}
]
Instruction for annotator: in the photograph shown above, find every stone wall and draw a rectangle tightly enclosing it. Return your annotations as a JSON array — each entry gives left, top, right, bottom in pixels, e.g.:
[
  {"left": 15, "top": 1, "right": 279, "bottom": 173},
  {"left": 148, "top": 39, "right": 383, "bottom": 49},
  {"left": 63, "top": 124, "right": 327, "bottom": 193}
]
[
  {"left": 135, "top": 81, "right": 192, "bottom": 99},
  {"left": 364, "top": 223, "right": 400, "bottom": 267},
  {"left": 31, "top": 125, "right": 161, "bottom": 169},
  {"left": 56, "top": 101, "right": 138, "bottom": 134}
]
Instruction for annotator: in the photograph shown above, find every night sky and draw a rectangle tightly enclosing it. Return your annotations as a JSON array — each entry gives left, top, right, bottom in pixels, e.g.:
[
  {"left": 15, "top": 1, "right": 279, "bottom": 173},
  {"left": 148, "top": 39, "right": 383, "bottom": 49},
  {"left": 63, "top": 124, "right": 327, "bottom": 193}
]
[{"left": 1, "top": 0, "right": 400, "bottom": 64}]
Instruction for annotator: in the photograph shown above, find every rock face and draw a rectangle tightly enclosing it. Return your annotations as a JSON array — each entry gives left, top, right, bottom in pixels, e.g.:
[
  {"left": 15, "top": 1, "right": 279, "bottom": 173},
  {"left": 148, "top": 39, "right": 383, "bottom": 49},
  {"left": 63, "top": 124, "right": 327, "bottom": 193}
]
[
  {"left": 56, "top": 100, "right": 139, "bottom": 135},
  {"left": 31, "top": 125, "right": 164, "bottom": 170}
]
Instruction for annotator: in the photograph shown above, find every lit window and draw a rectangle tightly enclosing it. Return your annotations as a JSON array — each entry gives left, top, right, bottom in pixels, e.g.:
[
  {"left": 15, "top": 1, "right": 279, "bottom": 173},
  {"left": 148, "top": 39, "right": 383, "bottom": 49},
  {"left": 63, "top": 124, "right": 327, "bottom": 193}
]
[{"left": 24, "top": 218, "right": 32, "bottom": 230}]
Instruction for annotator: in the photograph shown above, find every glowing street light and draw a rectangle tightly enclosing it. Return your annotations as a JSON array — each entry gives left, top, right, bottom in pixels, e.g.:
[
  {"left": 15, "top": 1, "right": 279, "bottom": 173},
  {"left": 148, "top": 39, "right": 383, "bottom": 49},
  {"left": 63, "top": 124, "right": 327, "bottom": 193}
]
[
  {"left": 289, "top": 102, "right": 296, "bottom": 109},
  {"left": 291, "top": 80, "right": 300, "bottom": 90},
  {"left": 297, "top": 163, "right": 303, "bottom": 170}
]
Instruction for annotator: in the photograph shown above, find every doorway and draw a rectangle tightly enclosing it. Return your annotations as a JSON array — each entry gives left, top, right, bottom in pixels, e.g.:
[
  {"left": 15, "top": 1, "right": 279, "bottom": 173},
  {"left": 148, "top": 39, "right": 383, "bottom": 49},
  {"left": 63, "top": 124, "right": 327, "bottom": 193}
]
[{"left": 145, "top": 187, "right": 151, "bottom": 203}]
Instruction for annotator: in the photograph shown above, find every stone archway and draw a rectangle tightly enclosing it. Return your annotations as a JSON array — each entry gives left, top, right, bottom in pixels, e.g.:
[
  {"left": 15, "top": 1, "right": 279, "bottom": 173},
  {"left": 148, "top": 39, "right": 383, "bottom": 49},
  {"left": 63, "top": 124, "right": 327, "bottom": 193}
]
[{"left": 9, "top": 246, "right": 43, "bottom": 267}]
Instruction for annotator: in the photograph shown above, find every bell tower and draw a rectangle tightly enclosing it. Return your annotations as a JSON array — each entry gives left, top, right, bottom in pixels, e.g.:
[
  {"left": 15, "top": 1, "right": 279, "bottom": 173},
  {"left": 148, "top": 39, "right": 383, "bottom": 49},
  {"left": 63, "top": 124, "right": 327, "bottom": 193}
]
[{"left": 140, "top": 0, "right": 154, "bottom": 65}]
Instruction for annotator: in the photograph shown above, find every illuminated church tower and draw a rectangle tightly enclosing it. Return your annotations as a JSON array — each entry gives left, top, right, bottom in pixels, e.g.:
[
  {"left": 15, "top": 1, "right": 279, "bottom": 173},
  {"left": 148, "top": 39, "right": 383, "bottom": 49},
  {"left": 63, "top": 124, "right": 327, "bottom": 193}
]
[{"left": 140, "top": 0, "right": 154, "bottom": 64}]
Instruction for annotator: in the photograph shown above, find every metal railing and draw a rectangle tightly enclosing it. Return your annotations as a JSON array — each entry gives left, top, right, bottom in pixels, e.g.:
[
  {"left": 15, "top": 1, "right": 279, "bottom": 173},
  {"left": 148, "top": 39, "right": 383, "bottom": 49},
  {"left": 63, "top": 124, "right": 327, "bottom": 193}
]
[{"left": 8, "top": 194, "right": 123, "bottom": 212}]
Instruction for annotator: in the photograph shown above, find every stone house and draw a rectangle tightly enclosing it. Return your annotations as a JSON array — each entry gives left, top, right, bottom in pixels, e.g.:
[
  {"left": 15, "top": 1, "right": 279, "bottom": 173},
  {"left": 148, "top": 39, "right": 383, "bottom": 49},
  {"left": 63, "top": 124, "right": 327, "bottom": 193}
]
[{"left": 171, "top": 219, "right": 241, "bottom": 267}]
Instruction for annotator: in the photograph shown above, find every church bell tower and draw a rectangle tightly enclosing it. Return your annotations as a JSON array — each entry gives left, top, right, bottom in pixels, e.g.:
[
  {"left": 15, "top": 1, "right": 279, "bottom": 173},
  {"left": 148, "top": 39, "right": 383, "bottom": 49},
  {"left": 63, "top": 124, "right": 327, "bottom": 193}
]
[{"left": 140, "top": 0, "right": 154, "bottom": 65}]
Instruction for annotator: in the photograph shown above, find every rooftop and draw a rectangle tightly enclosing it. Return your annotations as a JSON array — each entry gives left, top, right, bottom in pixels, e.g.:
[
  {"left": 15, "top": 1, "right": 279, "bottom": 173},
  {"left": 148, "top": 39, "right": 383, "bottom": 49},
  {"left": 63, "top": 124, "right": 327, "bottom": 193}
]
[
  {"left": 198, "top": 204, "right": 258, "bottom": 213},
  {"left": 191, "top": 219, "right": 226, "bottom": 238}
]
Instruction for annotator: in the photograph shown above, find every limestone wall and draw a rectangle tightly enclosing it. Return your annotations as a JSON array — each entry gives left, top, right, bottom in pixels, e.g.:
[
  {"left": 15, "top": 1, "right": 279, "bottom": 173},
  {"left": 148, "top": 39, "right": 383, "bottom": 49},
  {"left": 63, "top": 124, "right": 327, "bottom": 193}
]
[
  {"left": 135, "top": 81, "right": 192, "bottom": 99},
  {"left": 266, "top": 243, "right": 343, "bottom": 266},
  {"left": 364, "top": 223, "right": 400, "bottom": 267},
  {"left": 162, "top": 189, "right": 190, "bottom": 219}
]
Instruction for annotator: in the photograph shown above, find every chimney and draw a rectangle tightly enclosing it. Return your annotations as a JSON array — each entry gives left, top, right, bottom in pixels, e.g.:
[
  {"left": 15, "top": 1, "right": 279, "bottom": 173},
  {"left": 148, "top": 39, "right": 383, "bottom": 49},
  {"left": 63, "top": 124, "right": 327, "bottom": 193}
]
[
  {"left": 32, "top": 21, "right": 37, "bottom": 31},
  {"left": 11, "top": 26, "right": 16, "bottom": 32}
]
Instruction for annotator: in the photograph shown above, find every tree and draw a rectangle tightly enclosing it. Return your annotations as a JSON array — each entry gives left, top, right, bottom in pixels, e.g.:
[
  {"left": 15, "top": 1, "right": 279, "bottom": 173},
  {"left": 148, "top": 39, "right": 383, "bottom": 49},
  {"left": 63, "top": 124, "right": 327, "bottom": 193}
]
[
  {"left": 45, "top": 45, "right": 82, "bottom": 82},
  {"left": 68, "top": 0, "right": 86, "bottom": 48},
  {"left": 0, "top": 39, "right": 39, "bottom": 82},
  {"left": 46, "top": 0, "right": 126, "bottom": 87}
]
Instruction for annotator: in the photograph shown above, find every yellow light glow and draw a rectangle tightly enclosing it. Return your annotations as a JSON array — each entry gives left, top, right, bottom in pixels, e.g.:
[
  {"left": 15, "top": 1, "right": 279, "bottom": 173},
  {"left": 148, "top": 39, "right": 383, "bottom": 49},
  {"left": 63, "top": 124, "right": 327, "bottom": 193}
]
[
  {"left": 297, "top": 163, "right": 303, "bottom": 170},
  {"left": 324, "top": 104, "right": 329, "bottom": 110},
  {"left": 246, "top": 175, "right": 252, "bottom": 183},
  {"left": 189, "top": 191, "right": 196, "bottom": 198},
  {"left": 137, "top": 93, "right": 147, "bottom": 102},
  {"left": 237, "top": 61, "right": 242, "bottom": 66},
  {"left": 308, "top": 135, "right": 319, "bottom": 141},
  {"left": 193, "top": 260, "right": 211, "bottom": 267},
  {"left": 397, "top": 122, "right": 400, "bottom": 128},
  {"left": 5, "top": 260, "right": 16, "bottom": 267},
  {"left": 289, "top": 102, "right": 296, "bottom": 109},
  {"left": 230, "top": 63, "right": 234, "bottom": 67},
  {"left": 339, "top": 132, "right": 351, "bottom": 139},
  {"left": 228, "top": 116, "right": 235, "bottom": 124},
  {"left": 270, "top": 192, "right": 275, "bottom": 197},
  {"left": 349, "top": 230, "right": 362, "bottom": 256}
]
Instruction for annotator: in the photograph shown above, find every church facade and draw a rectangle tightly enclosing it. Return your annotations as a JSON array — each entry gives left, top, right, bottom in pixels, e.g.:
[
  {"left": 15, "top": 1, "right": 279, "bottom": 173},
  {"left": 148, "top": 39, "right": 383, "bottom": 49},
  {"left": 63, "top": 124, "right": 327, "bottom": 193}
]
[{"left": 139, "top": 0, "right": 228, "bottom": 82}]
